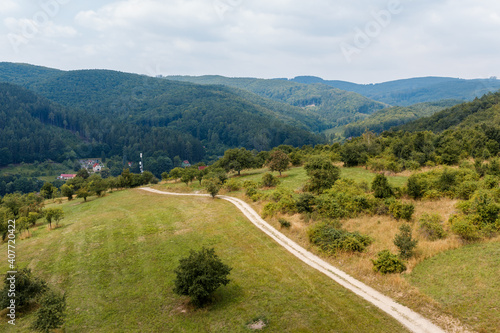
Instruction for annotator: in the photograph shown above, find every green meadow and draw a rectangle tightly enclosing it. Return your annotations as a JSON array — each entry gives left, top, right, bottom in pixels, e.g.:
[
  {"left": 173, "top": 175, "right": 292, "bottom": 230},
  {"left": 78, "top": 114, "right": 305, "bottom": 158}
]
[
  {"left": 0, "top": 189, "right": 407, "bottom": 332},
  {"left": 408, "top": 242, "right": 500, "bottom": 333}
]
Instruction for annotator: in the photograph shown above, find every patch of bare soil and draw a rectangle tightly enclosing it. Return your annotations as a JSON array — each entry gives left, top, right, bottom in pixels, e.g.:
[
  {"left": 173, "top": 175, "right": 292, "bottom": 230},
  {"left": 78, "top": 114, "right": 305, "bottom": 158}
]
[{"left": 247, "top": 319, "right": 267, "bottom": 330}]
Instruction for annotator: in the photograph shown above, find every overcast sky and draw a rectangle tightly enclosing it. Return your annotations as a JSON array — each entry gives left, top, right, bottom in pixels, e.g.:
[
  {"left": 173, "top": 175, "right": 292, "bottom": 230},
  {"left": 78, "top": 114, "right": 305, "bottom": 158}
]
[{"left": 1, "top": 0, "right": 499, "bottom": 83}]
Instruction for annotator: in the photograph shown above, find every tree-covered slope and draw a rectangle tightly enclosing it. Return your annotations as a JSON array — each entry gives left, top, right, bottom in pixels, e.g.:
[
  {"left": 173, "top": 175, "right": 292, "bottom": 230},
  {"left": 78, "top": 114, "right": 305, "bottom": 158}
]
[
  {"left": 396, "top": 91, "right": 500, "bottom": 133},
  {"left": 0, "top": 82, "right": 82, "bottom": 166},
  {"left": 291, "top": 76, "right": 500, "bottom": 106},
  {"left": 166, "top": 75, "right": 388, "bottom": 128},
  {"left": 0, "top": 63, "right": 324, "bottom": 165},
  {"left": 344, "top": 100, "right": 462, "bottom": 137}
]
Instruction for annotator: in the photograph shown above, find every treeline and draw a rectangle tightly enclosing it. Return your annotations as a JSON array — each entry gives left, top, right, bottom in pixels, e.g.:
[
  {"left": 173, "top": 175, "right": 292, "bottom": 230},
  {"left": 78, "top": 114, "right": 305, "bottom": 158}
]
[{"left": 0, "top": 174, "right": 45, "bottom": 196}]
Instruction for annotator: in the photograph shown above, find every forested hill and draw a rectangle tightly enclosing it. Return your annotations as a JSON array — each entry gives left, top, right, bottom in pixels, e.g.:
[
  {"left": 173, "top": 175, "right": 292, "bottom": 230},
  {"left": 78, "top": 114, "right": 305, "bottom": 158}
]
[
  {"left": 166, "top": 75, "right": 388, "bottom": 129},
  {"left": 395, "top": 91, "right": 500, "bottom": 133},
  {"left": 343, "top": 100, "right": 462, "bottom": 137},
  {"left": 0, "top": 82, "right": 81, "bottom": 166},
  {"left": 291, "top": 76, "right": 500, "bottom": 106},
  {"left": 0, "top": 63, "right": 324, "bottom": 166}
]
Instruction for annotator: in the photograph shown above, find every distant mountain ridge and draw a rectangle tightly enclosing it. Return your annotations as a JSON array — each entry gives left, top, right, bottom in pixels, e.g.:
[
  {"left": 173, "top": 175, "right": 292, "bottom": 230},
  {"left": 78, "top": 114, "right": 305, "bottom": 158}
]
[{"left": 290, "top": 76, "right": 500, "bottom": 106}]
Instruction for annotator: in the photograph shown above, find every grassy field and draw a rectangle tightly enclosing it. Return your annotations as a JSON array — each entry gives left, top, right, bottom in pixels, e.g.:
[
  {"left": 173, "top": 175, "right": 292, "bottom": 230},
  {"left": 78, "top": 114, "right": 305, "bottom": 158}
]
[
  {"left": 408, "top": 242, "right": 500, "bottom": 333},
  {"left": 0, "top": 162, "right": 73, "bottom": 182},
  {"left": 0, "top": 189, "right": 407, "bottom": 332},
  {"left": 161, "top": 166, "right": 407, "bottom": 194}
]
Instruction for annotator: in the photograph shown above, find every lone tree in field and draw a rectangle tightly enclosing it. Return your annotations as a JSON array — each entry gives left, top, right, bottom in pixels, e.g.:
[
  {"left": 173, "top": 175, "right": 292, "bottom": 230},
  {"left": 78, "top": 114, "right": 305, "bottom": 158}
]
[
  {"left": 173, "top": 247, "right": 232, "bottom": 307},
  {"left": 268, "top": 150, "right": 290, "bottom": 176}
]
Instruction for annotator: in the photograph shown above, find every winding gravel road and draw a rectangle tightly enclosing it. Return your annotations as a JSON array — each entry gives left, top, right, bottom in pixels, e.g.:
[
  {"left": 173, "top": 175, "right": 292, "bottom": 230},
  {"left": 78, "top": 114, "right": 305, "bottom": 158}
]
[{"left": 140, "top": 187, "right": 446, "bottom": 333}]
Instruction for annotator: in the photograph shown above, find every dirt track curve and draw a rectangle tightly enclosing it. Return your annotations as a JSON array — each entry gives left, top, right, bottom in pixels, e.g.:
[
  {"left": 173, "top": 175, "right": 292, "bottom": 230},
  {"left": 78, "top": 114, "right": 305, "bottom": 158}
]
[{"left": 140, "top": 187, "right": 446, "bottom": 333}]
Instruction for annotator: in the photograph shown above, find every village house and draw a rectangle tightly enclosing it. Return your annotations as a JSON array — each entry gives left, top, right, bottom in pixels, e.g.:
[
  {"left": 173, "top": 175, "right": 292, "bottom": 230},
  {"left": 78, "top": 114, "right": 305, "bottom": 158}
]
[{"left": 58, "top": 174, "right": 77, "bottom": 180}]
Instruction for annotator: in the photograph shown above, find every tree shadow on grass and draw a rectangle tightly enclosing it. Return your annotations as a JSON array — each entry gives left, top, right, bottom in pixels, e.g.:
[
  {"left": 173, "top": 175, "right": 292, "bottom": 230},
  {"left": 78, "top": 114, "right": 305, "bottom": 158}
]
[{"left": 204, "top": 283, "right": 245, "bottom": 311}]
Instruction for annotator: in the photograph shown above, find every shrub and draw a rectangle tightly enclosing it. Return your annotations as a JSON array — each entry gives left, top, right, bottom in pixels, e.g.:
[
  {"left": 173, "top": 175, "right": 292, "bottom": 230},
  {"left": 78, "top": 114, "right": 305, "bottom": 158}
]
[
  {"left": 407, "top": 175, "right": 424, "bottom": 199},
  {"left": 386, "top": 161, "right": 402, "bottom": 173},
  {"left": 289, "top": 152, "right": 303, "bottom": 166},
  {"left": 304, "top": 156, "right": 341, "bottom": 194},
  {"left": 0, "top": 268, "right": 48, "bottom": 309},
  {"left": 423, "top": 189, "right": 441, "bottom": 200},
  {"left": 261, "top": 173, "right": 280, "bottom": 188},
  {"left": 278, "top": 218, "right": 291, "bottom": 228},
  {"left": 371, "top": 174, "right": 394, "bottom": 199},
  {"left": 481, "top": 175, "right": 499, "bottom": 189},
  {"left": 481, "top": 223, "right": 499, "bottom": 239},
  {"left": 173, "top": 247, "right": 231, "bottom": 307},
  {"left": 250, "top": 193, "right": 263, "bottom": 202},
  {"left": 295, "top": 193, "right": 316, "bottom": 213},
  {"left": 276, "top": 195, "right": 298, "bottom": 215},
  {"left": 405, "top": 160, "right": 421, "bottom": 171},
  {"left": 316, "top": 179, "right": 373, "bottom": 219},
  {"left": 224, "top": 178, "right": 241, "bottom": 192},
  {"left": 371, "top": 199, "right": 390, "bottom": 215},
  {"left": 455, "top": 181, "right": 478, "bottom": 200},
  {"left": 419, "top": 213, "right": 446, "bottom": 241},
  {"left": 449, "top": 215, "right": 481, "bottom": 242},
  {"left": 394, "top": 224, "right": 418, "bottom": 259},
  {"left": 389, "top": 200, "right": 414, "bottom": 221},
  {"left": 308, "top": 222, "right": 372, "bottom": 255},
  {"left": 262, "top": 203, "right": 278, "bottom": 218},
  {"left": 242, "top": 180, "right": 258, "bottom": 189},
  {"left": 245, "top": 187, "right": 257, "bottom": 198},
  {"left": 372, "top": 250, "right": 407, "bottom": 274},
  {"left": 32, "top": 291, "right": 66, "bottom": 332}
]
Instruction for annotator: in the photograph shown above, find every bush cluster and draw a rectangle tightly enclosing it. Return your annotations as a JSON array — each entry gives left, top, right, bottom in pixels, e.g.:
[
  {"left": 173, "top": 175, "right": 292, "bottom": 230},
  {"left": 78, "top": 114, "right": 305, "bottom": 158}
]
[
  {"left": 388, "top": 200, "right": 415, "bottom": 221},
  {"left": 372, "top": 250, "right": 407, "bottom": 274},
  {"left": 308, "top": 221, "right": 373, "bottom": 255},
  {"left": 418, "top": 213, "right": 447, "bottom": 240},
  {"left": 449, "top": 189, "right": 500, "bottom": 241}
]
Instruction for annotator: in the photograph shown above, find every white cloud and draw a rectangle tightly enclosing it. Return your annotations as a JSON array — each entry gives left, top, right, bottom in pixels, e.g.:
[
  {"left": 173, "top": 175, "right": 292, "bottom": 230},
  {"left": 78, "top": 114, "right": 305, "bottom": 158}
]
[
  {"left": 3, "top": 16, "right": 76, "bottom": 38},
  {"left": 1, "top": 0, "right": 500, "bottom": 82},
  {"left": 2, "top": 0, "right": 21, "bottom": 13}
]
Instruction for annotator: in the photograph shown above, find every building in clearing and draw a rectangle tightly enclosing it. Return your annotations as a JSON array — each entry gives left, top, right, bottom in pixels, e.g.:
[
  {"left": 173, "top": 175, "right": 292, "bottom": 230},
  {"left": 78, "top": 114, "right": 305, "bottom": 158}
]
[{"left": 58, "top": 174, "right": 76, "bottom": 180}]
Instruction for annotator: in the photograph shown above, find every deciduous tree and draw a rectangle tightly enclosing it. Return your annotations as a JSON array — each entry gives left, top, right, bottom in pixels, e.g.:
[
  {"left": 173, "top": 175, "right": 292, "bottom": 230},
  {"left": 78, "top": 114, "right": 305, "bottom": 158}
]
[
  {"left": 173, "top": 247, "right": 232, "bottom": 306},
  {"left": 268, "top": 150, "right": 290, "bottom": 176}
]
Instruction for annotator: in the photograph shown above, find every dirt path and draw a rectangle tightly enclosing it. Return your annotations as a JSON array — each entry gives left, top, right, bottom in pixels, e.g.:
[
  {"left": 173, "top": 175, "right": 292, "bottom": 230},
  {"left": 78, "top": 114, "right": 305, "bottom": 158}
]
[{"left": 140, "top": 187, "right": 446, "bottom": 333}]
